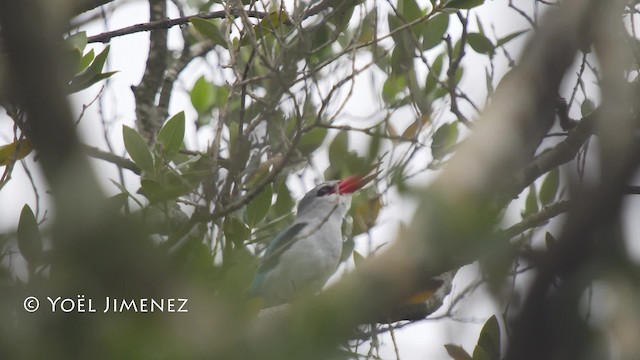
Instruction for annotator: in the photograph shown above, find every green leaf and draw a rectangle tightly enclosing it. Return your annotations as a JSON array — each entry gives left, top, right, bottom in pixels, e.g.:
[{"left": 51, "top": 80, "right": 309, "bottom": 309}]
[
  {"left": 140, "top": 178, "right": 190, "bottom": 203},
  {"left": 382, "top": 74, "right": 406, "bottom": 103},
  {"left": 340, "top": 238, "right": 355, "bottom": 263},
  {"left": 68, "top": 71, "right": 117, "bottom": 94},
  {"left": 246, "top": 184, "right": 273, "bottom": 227},
  {"left": 353, "top": 251, "right": 365, "bottom": 268},
  {"left": 0, "top": 139, "right": 32, "bottom": 166},
  {"left": 190, "top": 76, "right": 215, "bottom": 114},
  {"left": 444, "top": 0, "right": 485, "bottom": 10},
  {"left": 157, "top": 111, "right": 186, "bottom": 161},
  {"left": 453, "top": 66, "right": 464, "bottom": 86},
  {"left": 421, "top": 13, "right": 449, "bottom": 51},
  {"left": 190, "top": 18, "right": 227, "bottom": 48},
  {"left": 476, "top": 14, "right": 485, "bottom": 35},
  {"left": 344, "top": 153, "right": 368, "bottom": 175},
  {"left": 581, "top": 98, "right": 595, "bottom": 117},
  {"left": 472, "top": 315, "right": 500, "bottom": 360},
  {"left": 472, "top": 347, "right": 490, "bottom": 360},
  {"left": 496, "top": 29, "right": 528, "bottom": 48},
  {"left": 329, "top": 3, "right": 355, "bottom": 35},
  {"left": 444, "top": 344, "right": 473, "bottom": 360},
  {"left": 425, "top": 53, "right": 444, "bottom": 95},
  {"left": 224, "top": 217, "right": 251, "bottom": 247},
  {"left": 329, "top": 132, "right": 349, "bottom": 169},
  {"left": 68, "top": 46, "right": 115, "bottom": 93},
  {"left": 79, "top": 49, "right": 95, "bottom": 72},
  {"left": 106, "top": 193, "right": 129, "bottom": 212},
  {"left": 539, "top": 168, "right": 560, "bottom": 206},
  {"left": 65, "top": 32, "right": 87, "bottom": 52},
  {"left": 70, "top": 45, "right": 110, "bottom": 85},
  {"left": 431, "top": 122, "right": 458, "bottom": 160},
  {"left": 352, "top": 194, "right": 382, "bottom": 235},
  {"left": 123, "top": 125, "right": 155, "bottom": 173},
  {"left": 366, "top": 127, "right": 382, "bottom": 165},
  {"left": 399, "top": 0, "right": 422, "bottom": 22},
  {"left": 17, "top": 205, "right": 43, "bottom": 265},
  {"left": 299, "top": 127, "right": 328, "bottom": 155},
  {"left": 273, "top": 180, "right": 294, "bottom": 217},
  {"left": 139, "top": 179, "right": 163, "bottom": 199},
  {"left": 240, "top": 11, "right": 290, "bottom": 46},
  {"left": 467, "top": 32, "right": 494, "bottom": 55},
  {"left": 523, "top": 183, "right": 539, "bottom": 218}
]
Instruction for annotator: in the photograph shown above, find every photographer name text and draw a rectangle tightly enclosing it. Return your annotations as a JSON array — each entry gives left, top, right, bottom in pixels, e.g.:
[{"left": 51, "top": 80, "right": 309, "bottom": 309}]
[{"left": 23, "top": 295, "right": 189, "bottom": 313}]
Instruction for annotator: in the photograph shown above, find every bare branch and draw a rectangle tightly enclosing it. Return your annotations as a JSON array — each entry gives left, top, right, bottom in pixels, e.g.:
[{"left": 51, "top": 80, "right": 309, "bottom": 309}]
[
  {"left": 132, "top": 0, "right": 168, "bottom": 143},
  {"left": 87, "top": 9, "right": 281, "bottom": 44}
]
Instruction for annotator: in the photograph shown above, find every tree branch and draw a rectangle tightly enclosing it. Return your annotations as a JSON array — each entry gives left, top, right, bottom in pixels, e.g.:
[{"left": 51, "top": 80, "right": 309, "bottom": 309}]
[
  {"left": 500, "top": 201, "right": 571, "bottom": 240},
  {"left": 504, "top": 111, "right": 596, "bottom": 201},
  {"left": 82, "top": 144, "right": 140, "bottom": 174},
  {"left": 132, "top": 0, "right": 168, "bottom": 144},
  {"left": 87, "top": 9, "right": 279, "bottom": 44}
]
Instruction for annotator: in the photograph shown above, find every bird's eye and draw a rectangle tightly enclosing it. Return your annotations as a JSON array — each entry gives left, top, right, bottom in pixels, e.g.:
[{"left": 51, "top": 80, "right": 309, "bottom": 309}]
[{"left": 316, "top": 185, "right": 335, "bottom": 197}]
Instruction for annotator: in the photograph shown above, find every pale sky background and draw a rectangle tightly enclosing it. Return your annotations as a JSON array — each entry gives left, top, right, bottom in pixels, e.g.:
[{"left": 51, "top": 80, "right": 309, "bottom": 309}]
[{"left": 2, "top": 0, "right": 640, "bottom": 358}]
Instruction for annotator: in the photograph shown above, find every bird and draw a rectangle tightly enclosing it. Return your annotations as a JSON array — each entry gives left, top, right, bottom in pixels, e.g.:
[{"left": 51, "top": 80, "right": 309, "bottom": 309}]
[{"left": 249, "top": 174, "right": 374, "bottom": 308}]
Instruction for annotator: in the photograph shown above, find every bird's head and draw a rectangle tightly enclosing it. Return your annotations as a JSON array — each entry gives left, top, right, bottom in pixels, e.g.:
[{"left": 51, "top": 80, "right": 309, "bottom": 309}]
[{"left": 297, "top": 174, "right": 376, "bottom": 219}]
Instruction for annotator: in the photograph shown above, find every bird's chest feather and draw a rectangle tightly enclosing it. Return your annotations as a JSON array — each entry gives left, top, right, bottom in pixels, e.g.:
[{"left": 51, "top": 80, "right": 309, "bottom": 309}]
[
  {"left": 266, "top": 221, "right": 343, "bottom": 297},
  {"left": 285, "top": 221, "right": 342, "bottom": 276}
]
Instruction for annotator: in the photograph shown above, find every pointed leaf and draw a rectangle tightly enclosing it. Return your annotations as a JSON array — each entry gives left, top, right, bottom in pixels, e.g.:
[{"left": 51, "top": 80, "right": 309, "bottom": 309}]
[
  {"left": 382, "top": 74, "right": 406, "bottom": 103},
  {"left": 402, "top": 119, "right": 421, "bottom": 138},
  {"left": 79, "top": 49, "right": 95, "bottom": 72},
  {"left": 157, "top": 111, "right": 186, "bottom": 161},
  {"left": 299, "top": 127, "right": 328, "bottom": 155},
  {"left": 473, "top": 315, "right": 500, "bottom": 360},
  {"left": 352, "top": 194, "right": 382, "bottom": 235},
  {"left": 190, "top": 18, "right": 227, "bottom": 48},
  {"left": 190, "top": 76, "right": 215, "bottom": 114},
  {"left": 67, "top": 71, "right": 117, "bottom": 94},
  {"left": 329, "top": 132, "right": 349, "bottom": 169},
  {"left": 425, "top": 53, "right": 445, "bottom": 95},
  {"left": 106, "top": 193, "right": 129, "bottom": 212},
  {"left": 65, "top": 32, "right": 87, "bottom": 52},
  {"left": 353, "top": 251, "right": 365, "bottom": 268},
  {"left": 340, "top": 238, "right": 355, "bottom": 263},
  {"left": 122, "top": 125, "right": 154, "bottom": 173},
  {"left": 17, "top": 205, "right": 43, "bottom": 264},
  {"left": 467, "top": 32, "right": 494, "bottom": 55},
  {"left": 0, "top": 139, "right": 32, "bottom": 166},
  {"left": 444, "top": 0, "right": 485, "bottom": 10},
  {"left": 581, "top": 98, "right": 595, "bottom": 117},
  {"left": 522, "top": 183, "right": 539, "bottom": 218},
  {"left": 445, "top": 344, "right": 473, "bottom": 360},
  {"left": 421, "top": 14, "right": 449, "bottom": 50},
  {"left": 539, "top": 168, "right": 560, "bottom": 205},
  {"left": 224, "top": 216, "right": 251, "bottom": 246},
  {"left": 399, "top": 0, "right": 422, "bottom": 22},
  {"left": 69, "top": 45, "right": 110, "bottom": 90},
  {"left": 246, "top": 184, "right": 273, "bottom": 227},
  {"left": 431, "top": 122, "right": 458, "bottom": 160},
  {"left": 496, "top": 30, "right": 528, "bottom": 48}
]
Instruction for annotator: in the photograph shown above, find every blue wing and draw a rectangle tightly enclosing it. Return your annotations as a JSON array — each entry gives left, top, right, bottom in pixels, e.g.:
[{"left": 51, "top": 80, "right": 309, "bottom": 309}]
[{"left": 249, "top": 221, "right": 307, "bottom": 297}]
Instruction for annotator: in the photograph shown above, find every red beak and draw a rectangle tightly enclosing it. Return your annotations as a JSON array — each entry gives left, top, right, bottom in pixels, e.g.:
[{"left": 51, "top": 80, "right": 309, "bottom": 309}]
[{"left": 337, "top": 172, "right": 378, "bottom": 194}]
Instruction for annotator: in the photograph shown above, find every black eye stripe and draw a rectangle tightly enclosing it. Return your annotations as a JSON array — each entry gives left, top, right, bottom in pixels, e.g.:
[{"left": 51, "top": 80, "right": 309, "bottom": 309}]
[{"left": 316, "top": 185, "right": 335, "bottom": 197}]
